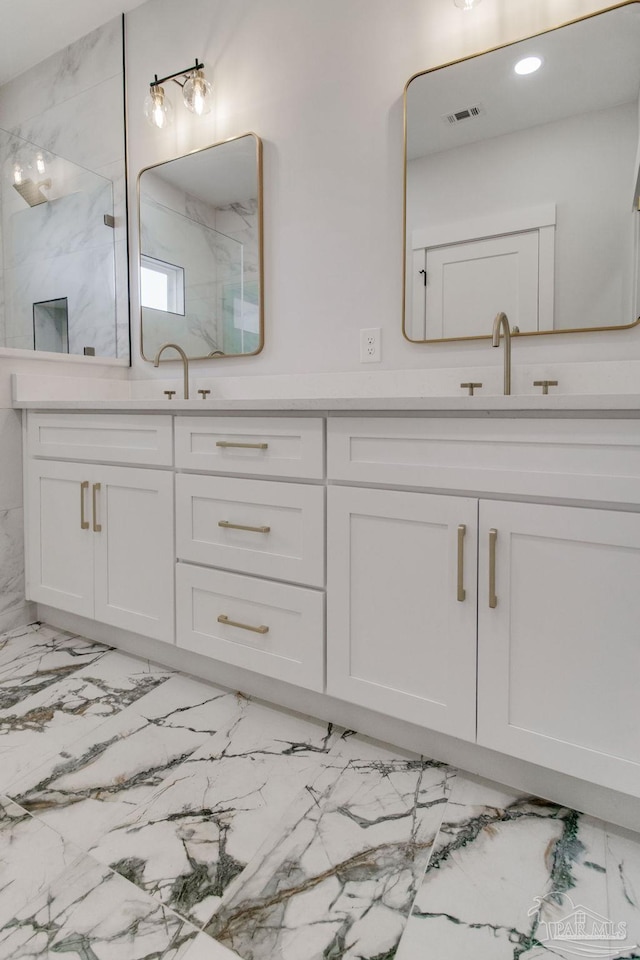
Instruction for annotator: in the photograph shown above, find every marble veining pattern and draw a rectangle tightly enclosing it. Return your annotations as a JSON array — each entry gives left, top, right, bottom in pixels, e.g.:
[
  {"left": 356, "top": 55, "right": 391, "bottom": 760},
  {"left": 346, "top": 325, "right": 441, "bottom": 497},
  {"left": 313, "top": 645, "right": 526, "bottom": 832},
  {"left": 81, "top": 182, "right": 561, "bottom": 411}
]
[
  {"left": 396, "top": 774, "right": 639, "bottom": 960},
  {"left": 0, "top": 623, "right": 638, "bottom": 960},
  {"left": 89, "top": 700, "right": 339, "bottom": 926},
  {"left": 206, "top": 732, "right": 454, "bottom": 959}
]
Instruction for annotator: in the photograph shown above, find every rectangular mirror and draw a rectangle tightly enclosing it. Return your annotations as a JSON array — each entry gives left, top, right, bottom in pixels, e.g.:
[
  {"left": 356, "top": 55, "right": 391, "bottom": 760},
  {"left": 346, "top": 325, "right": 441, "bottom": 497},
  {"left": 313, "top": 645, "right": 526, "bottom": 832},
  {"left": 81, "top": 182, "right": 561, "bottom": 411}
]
[
  {"left": 0, "top": 17, "right": 128, "bottom": 359},
  {"left": 404, "top": 2, "right": 640, "bottom": 342},
  {"left": 139, "top": 133, "right": 263, "bottom": 361}
]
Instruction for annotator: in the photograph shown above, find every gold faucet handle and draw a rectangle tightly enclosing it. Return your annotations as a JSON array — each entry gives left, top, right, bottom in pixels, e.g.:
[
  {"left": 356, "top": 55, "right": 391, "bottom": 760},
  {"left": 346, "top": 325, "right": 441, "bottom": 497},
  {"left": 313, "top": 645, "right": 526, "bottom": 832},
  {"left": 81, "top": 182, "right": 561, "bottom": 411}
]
[
  {"left": 198, "top": 389, "right": 211, "bottom": 399},
  {"left": 164, "top": 390, "right": 176, "bottom": 400},
  {"left": 460, "top": 382, "right": 483, "bottom": 396},
  {"left": 533, "top": 380, "right": 559, "bottom": 395}
]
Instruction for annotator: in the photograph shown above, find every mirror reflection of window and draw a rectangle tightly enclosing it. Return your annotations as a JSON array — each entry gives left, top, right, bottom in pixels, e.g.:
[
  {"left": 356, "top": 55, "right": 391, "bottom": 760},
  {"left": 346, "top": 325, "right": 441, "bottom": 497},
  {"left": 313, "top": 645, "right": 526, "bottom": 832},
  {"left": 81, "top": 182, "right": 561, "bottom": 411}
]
[
  {"left": 141, "top": 255, "right": 185, "bottom": 314},
  {"left": 139, "top": 133, "right": 263, "bottom": 361}
]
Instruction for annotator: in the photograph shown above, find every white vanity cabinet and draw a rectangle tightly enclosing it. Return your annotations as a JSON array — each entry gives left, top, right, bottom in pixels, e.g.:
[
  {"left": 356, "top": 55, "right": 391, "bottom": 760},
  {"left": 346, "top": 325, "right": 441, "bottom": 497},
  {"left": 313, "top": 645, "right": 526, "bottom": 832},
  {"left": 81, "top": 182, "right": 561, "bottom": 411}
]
[
  {"left": 327, "top": 485, "right": 478, "bottom": 740},
  {"left": 25, "top": 414, "right": 175, "bottom": 643},
  {"left": 20, "top": 407, "right": 640, "bottom": 806},
  {"left": 477, "top": 499, "right": 640, "bottom": 796},
  {"left": 174, "top": 416, "right": 326, "bottom": 691},
  {"left": 327, "top": 417, "right": 640, "bottom": 797}
]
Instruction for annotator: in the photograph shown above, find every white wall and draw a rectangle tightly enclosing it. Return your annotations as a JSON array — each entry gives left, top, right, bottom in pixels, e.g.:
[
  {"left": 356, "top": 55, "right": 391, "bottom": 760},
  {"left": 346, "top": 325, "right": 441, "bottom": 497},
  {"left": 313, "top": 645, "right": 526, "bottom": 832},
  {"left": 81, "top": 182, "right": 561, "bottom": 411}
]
[{"left": 125, "top": 0, "right": 640, "bottom": 381}]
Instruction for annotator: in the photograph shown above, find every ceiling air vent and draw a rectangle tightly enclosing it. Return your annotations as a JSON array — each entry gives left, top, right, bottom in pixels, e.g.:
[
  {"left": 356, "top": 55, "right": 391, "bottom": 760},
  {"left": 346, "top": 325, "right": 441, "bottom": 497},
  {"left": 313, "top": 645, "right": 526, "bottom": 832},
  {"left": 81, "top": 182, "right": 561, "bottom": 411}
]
[{"left": 442, "top": 103, "right": 485, "bottom": 125}]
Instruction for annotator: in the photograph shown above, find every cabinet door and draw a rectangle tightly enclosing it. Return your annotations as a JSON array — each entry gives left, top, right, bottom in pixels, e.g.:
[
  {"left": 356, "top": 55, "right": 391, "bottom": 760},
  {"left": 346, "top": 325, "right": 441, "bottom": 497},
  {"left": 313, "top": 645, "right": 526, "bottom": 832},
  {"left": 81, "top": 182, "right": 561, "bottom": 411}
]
[
  {"left": 327, "top": 486, "right": 477, "bottom": 739},
  {"left": 27, "top": 460, "right": 94, "bottom": 617},
  {"left": 478, "top": 500, "right": 640, "bottom": 796},
  {"left": 92, "top": 466, "right": 174, "bottom": 642}
]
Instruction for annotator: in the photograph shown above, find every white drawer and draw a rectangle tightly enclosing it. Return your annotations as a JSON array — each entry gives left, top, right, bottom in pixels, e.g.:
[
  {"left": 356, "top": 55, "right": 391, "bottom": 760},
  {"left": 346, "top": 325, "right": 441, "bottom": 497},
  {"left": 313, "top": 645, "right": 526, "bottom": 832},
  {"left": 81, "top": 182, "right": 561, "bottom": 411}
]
[
  {"left": 328, "top": 417, "right": 640, "bottom": 504},
  {"left": 176, "top": 564, "right": 324, "bottom": 691},
  {"left": 175, "top": 416, "right": 324, "bottom": 479},
  {"left": 27, "top": 413, "right": 173, "bottom": 467},
  {"left": 176, "top": 474, "right": 324, "bottom": 587}
]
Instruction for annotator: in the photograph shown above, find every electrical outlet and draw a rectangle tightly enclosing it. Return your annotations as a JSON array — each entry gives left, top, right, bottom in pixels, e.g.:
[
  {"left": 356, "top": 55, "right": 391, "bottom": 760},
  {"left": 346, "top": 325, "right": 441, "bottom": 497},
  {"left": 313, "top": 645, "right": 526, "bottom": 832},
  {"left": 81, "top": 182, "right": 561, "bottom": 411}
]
[{"left": 360, "top": 327, "right": 381, "bottom": 363}]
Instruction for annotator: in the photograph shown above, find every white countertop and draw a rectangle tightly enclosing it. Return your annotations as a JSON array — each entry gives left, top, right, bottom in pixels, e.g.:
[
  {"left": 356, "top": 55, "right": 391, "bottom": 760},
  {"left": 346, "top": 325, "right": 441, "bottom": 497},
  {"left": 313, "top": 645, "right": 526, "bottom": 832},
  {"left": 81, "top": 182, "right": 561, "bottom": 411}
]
[
  {"left": 12, "top": 369, "right": 640, "bottom": 414},
  {"left": 12, "top": 394, "right": 640, "bottom": 413}
]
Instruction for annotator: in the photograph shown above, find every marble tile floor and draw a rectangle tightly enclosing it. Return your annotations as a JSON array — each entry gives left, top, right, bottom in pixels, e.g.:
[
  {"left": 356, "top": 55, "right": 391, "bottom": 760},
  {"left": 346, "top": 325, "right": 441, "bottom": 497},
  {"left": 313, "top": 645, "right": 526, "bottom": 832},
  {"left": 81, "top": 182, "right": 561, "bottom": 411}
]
[{"left": 0, "top": 622, "right": 638, "bottom": 960}]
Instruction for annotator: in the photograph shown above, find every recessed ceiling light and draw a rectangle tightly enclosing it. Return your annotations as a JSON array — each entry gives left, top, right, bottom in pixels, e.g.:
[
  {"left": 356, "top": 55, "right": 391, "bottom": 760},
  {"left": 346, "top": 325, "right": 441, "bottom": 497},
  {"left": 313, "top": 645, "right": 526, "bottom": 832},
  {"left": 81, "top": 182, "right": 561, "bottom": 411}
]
[{"left": 514, "top": 56, "right": 543, "bottom": 76}]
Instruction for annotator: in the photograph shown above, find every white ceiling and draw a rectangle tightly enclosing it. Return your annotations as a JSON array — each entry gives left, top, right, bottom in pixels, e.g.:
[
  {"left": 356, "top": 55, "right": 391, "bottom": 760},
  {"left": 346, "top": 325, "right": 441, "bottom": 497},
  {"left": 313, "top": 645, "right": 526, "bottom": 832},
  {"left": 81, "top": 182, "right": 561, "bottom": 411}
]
[
  {"left": 146, "top": 135, "right": 259, "bottom": 207},
  {"left": 0, "top": 0, "right": 147, "bottom": 86},
  {"left": 407, "top": 5, "right": 640, "bottom": 160}
]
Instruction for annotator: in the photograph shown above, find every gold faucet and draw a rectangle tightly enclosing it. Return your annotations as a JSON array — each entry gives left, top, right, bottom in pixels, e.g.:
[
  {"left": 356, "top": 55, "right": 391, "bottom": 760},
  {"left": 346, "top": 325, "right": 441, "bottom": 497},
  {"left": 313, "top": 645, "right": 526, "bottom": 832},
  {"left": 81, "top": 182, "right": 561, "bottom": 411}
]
[
  {"left": 491, "top": 312, "right": 512, "bottom": 396},
  {"left": 153, "top": 342, "right": 190, "bottom": 400}
]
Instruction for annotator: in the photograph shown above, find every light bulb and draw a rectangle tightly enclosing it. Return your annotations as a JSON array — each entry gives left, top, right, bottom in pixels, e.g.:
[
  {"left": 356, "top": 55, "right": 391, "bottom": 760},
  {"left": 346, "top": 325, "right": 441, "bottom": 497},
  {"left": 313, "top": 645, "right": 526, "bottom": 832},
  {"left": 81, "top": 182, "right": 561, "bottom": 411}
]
[
  {"left": 13, "top": 163, "right": 23, "bottom": 185},
  {"left": 514, "top": 56, "right": 543, "bottom": 76},
  {"left": 453, "top": 0, "right": 481, "bottom": 9},
  {"left": 183, "top": 69, "right": 212, "bottom": 116},
  {"left": 36, "top": 153, "right": 46, "bottom": 175},
  {"left": 144, "top": 84, "right": 173, "bottom": 129}
]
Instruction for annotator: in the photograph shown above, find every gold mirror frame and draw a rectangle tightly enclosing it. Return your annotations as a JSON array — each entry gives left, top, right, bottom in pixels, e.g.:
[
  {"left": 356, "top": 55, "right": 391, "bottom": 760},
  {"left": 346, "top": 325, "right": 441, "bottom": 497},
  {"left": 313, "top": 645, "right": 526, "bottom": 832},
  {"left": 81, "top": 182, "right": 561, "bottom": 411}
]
[
  {"left": 138, "top": 132, "right": 264, "bottom": 362},
  {"left": 402, "top": 1, "right": 640, "bottom": 344}
]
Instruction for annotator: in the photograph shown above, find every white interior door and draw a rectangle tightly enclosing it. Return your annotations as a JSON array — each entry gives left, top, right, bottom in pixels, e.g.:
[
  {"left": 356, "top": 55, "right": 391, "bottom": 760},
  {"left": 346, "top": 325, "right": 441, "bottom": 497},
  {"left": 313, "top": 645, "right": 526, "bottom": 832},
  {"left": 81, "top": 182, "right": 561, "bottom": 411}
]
[
  {"left": 424, "top": 231, "right": 540, "bottom": 338},
  {"left": 27, "top": 460, "right": 94, "bottom": 617},
  {"left": 478, "top": 499, "right": 640, "bottom": 797},
  {"left": 93, "top": 465, "right": 174, "bottom": 642},
  {"left": 327, "top": 485, "right": 478, "bottom": 740}
]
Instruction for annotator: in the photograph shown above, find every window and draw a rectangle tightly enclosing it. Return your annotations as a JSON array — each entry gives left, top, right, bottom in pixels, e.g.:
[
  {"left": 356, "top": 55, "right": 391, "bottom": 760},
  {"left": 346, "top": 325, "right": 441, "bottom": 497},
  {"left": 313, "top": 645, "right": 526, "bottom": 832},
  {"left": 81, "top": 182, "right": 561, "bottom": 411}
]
[{"left": 140, "top": 255, "right": 185, "bottom": 314}]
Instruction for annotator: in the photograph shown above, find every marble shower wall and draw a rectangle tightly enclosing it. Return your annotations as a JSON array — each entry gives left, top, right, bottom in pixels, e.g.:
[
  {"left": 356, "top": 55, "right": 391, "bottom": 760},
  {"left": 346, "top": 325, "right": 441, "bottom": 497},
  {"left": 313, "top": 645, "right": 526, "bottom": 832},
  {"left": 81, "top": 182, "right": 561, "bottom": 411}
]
[
  {"left": 0, "top": 17, "right": 128, "bottom": 358},
  {"left": 0, "top": 404, "right": 32, "bottom": 633},
  {"left": 140, "top": 172, "right": 259, "bottom": 358}
]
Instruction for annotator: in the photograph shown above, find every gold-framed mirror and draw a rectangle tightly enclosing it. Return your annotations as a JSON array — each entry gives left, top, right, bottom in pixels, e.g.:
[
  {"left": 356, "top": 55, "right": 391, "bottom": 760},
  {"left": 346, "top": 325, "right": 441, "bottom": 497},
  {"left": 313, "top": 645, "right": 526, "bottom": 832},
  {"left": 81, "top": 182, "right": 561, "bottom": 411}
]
[
  {"left": 139, "top": 132, "right": 263, "bottom": 361},
  {"left": 403, "top": 2, "right": 640, "bottom": 344}
]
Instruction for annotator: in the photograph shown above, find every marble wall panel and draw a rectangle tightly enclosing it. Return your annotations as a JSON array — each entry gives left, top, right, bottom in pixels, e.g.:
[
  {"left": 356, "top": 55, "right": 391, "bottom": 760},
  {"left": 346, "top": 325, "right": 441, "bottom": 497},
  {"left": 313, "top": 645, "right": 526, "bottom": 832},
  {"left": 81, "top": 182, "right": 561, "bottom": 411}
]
[
  {"left": 0, "top": 17, "right": 127, "bottom": 359},
  {"left": 0, "top": 410, "right": 23, "bottom": 512},
  {"left": 0, "top": 508, "right": 34, "bottom": 634},
  {"left": 0, "top": 19, "right": 123, "bottom": 128},
  {"left": 5, "top": 244, "right": 117, "bottom": 356}
]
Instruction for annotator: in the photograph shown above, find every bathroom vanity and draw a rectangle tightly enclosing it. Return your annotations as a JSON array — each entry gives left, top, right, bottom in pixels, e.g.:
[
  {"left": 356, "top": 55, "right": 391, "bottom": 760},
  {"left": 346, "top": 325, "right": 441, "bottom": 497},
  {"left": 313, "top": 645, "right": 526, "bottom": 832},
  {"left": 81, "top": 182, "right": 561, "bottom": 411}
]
[{"left": 17, "top": 397, "right": 640, "bottom": 825}]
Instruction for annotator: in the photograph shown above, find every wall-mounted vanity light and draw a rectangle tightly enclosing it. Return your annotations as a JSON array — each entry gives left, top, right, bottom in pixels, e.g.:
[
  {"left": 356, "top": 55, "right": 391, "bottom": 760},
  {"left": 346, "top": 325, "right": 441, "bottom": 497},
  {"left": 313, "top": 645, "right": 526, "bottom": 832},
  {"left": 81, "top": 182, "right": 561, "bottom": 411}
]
[
  {"left": 144, "top": 59, "right": 212, "bottom": 130},
  {"left": 453, "top": 0, "right": 481, "bottom": 10}
]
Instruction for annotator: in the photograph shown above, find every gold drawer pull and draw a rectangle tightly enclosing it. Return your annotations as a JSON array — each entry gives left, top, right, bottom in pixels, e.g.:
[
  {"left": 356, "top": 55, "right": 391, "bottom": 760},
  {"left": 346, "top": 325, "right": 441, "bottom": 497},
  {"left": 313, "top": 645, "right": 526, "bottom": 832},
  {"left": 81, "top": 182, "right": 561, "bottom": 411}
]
[
  {"left": 216, "top": 440, "right": 268, "bottom": 450},
  {"left": 218, "top": 520, "right": 271, "bottom": 534},
  {"left": 217, "top": 614, "right": 269, "bottom": 635},
  {"left": 92, "top": 483, "right": 102, "bottom": 533},
  {"left": 457, "top": 524, "right": 466, "bottom": 602},
  {"left": 80, "top": 481, "right": 90, "bottom": 530},
  {"left": 489, "top": 528, "right": 497, "bottom": 608}
]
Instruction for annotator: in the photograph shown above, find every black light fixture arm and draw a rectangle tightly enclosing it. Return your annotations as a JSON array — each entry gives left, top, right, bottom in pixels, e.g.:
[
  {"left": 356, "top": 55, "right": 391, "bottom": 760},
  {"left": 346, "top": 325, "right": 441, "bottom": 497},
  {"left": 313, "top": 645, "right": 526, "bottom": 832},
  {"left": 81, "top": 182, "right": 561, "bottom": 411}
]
[{"left": 150, "top": 59, "right": 204, "bottom": 90}]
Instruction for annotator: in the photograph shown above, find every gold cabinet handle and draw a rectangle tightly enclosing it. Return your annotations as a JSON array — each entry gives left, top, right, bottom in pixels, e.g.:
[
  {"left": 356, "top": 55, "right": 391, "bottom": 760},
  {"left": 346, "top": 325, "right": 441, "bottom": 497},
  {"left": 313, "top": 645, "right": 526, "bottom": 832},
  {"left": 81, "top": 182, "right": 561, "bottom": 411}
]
[
  {"left": 489, "top": 528, "right": 498, "bottom": 608},
  {"left": 217, "top": 614, "right": 269, "bottom": 635},
  {"left": 457, "top": 524, "right": 466, "bottom": 602},
  {"left": 92, "top": 483, "right": 102, "bottom": 533},
  {"left": 80, "top": 481, "right": 90, "bottom": 530},
  {"left": 218, "top": 520, "right": 271, "bottom": 534},
  {"left": 215, "top": 440, "right": 269, "bottom": 450}
]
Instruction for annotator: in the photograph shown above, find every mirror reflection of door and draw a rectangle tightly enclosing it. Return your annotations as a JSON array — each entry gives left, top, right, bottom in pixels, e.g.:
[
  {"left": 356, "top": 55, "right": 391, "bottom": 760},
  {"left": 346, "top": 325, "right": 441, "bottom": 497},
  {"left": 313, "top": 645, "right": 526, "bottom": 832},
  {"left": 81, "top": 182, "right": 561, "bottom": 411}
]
[
  {"left": 411, "top": 208, "right": 555, "bottom": 339},
  {"left": 404, "top": 3, "right": 640, "bottom": 341}
]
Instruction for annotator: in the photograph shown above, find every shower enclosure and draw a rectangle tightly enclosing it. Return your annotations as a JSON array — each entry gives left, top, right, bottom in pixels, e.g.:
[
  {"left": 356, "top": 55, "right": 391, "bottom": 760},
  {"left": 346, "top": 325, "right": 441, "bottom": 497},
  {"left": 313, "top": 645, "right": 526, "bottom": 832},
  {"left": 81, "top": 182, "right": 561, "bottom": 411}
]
[{"left": 0, "top": 128, "right": 118, "bottom": 355}]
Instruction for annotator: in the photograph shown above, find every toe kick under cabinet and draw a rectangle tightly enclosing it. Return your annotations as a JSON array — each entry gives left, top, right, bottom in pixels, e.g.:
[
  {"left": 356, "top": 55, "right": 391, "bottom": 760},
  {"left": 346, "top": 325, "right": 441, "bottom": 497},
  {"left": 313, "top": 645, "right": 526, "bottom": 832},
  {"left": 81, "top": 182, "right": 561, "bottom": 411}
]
[{"left": 327, "top": 418, "right": 640, "bottom": 798}]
